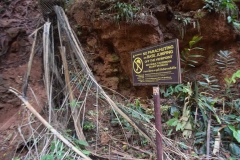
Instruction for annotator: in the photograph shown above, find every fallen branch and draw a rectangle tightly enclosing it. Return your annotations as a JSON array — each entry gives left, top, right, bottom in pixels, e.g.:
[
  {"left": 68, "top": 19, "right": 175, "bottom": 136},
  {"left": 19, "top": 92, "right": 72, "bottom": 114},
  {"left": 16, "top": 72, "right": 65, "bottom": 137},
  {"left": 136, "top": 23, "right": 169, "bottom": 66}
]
[
  {"left": 23, "top": 28, "right": 38, "bottom": 97},
  {"left": 111, "top": 137, "right": 153, "bottom": 157},
  {"left": 59, "top": 46, "right": 86, "bottom": 141},
  {"left": 9, "top": 87, "right": 92, "bottom": 160}
]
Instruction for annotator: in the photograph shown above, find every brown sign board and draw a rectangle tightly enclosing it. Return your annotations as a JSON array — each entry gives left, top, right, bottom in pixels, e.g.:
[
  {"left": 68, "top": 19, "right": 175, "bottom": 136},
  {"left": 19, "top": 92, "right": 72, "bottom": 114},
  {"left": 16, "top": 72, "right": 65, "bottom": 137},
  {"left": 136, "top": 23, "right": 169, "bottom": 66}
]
[{"left": 131, "top": 39, "right": 181, "bottom": 86}]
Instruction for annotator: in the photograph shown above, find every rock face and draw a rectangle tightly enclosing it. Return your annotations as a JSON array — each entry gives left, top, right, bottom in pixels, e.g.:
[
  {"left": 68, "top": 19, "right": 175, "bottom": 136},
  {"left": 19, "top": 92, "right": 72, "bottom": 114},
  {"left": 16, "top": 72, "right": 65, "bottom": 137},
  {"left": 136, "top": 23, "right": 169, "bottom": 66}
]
[
  {"left": 179, "top": 0, "right": 205, "bottom": 11},
  {"left": 69, "top": 1, "right": 240, "bottom": 97},
  {"left": 70, "top": 1, "right": 165, "bottom": 97},
  {"left": 0, "top": 1, "right": 46, "bottom": 159}
]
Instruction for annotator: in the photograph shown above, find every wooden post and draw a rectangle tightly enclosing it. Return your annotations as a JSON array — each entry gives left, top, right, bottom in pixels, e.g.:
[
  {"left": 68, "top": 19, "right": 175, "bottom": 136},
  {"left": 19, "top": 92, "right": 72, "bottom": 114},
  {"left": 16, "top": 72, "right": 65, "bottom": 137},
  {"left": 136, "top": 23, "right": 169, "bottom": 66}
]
[{"left": 153, "top": 86, "right": 163, "bottom": 160}]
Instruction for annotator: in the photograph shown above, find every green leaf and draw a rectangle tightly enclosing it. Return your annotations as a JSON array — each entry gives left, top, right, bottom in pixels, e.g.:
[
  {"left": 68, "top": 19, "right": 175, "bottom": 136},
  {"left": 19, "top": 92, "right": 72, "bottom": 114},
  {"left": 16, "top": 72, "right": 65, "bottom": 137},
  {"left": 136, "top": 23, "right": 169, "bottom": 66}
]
[
  {"left": 225, "top": 114, "right": 237, "bottom": 119},
  {"left": 229, "top": 142, "right": 240, "bottom": 156},
  {"left": 210, "top": 85, "right": 220, "bottom": 88},
  {"left": 187, "top": 64, "right": 196, "bottom": 67},
  {"left": 233, "top": 21, "right": 240, "bottom": 26},
  {"left": 192, "top": 35, "right": 202, "bottom": 42},
  {"left": 174, "top": 84, "right": 183, "bottom": 92},
  {"left": 189, "top": 60, "right": 198, "bottom": 64},
  {"left": 167, "top": 129, "right": 173, "bottom": 136},
  {"left": 172, "top": 120, "right": 179, "bottom": 126},
  {"left": 194, "top": 137, "right": 205, "bottom": 144},
  {"left": 224, "top": 77, "right": 232, "bottom": 84},
  {"left": 166, "top": 118, "right": 176, "bottom": 126},
  {"left": 191, "top": 47, "right": 204, "bottom": 50},
  {"left": 179, "top": 142, "right": 189, "bottom": 149},
  {"left": 180, "top": 58, "right": 187, "bottom": 64},
  {"left": 198, "top": 81, "right": 208, "bottom": 86},
  {"left": 82, "top": 150, "right": 91, "bottom": 156},
  {"left": 210, "top": 79, "right": 218, "bottom": 83},
  {"left": 135, "top": 99, "right": 141, "bottom": 107},
  {"left": 191, "top": 152, "right": 199, "bottom": 158},
  {"left": 195, "top": 131, "right": 206, "bottom": 137},
  {"left": 228, "top": 125, "right": 240, "bottom": 143},
  {"left": 231, "top": 70, "right": 240, "bottom": 83},
  {"left": 173, "top": 111, "right": 180, "bottom": 118},
  {"left": 189, "top": 54, "right": 204, "bottom": 58},
  {"left": 216, "top": 61, "right": 225, "bottom": 65},
  {"left": 198, "top": 104, "right": 208, "bottom": 127},
  {"left": 41, "top": 155, "right": 54, "bottom": 160},
  {"left": 228, "top": 16, "right": 233, "bottom": 23},
  {"left": 70, "top": 99, "right": 78, "bottom": 108},
  {"left": 56, "top": 151, "right": 64, "bottom": 159},
  {"left": 75, "top": 140, "right": 89, "bottom": 147},
  {"left": 233, "top": 130, "right": 240, "bottom": 143},
  {"left": 176, "top": 122, "right": 183, "bottom": 131},
  {"left": 170, "top": 106, "right": 180, "bottom": 116},
  {"left": 189, "top": 41, "right": 196, "bottom": 48},
  {"left": 201, "top": 74, "right": 209, "bottom": 78},
  {"left": 189, "top": 36, "right": 202, "bottom": 48},
  {"left": 214, "top": 114, "right": 221, "bottom": 124}
]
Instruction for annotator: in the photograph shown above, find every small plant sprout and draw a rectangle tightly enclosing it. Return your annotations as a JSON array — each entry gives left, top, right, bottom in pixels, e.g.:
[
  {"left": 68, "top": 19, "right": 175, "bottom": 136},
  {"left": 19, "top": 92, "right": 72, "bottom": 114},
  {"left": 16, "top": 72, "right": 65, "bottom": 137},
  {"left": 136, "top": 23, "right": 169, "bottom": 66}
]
[
  {"left": 215, "top": 50, "right": 235, "bottom": 69},
  {"left": 109, "top": 2, "right": 139, "bottom": 22},
  {"left": 181, "top": 36, "right": 204, "bottom": 70},
  {"left": 198, "top": 74, "right": 220, "bottom": 92}
]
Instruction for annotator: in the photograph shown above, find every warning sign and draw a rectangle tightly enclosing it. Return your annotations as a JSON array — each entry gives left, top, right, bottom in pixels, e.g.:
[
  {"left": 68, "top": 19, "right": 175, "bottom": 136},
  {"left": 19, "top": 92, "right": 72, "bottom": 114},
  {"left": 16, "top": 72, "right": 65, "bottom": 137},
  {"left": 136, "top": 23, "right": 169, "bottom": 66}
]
[
  {"left": 133, "top": 57, "right": 143, "bottom": 74},
  {"left": 131, "top": 39, "right": 181, "bottom": 86}
]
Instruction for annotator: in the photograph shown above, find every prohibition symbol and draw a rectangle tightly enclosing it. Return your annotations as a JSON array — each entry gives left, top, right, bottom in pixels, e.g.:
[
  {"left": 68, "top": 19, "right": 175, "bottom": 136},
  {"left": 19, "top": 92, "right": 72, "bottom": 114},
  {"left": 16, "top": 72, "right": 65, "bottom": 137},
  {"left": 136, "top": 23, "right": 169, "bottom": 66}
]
[{"left": 133, "top": 57, "right": 143, "bottom": 74}]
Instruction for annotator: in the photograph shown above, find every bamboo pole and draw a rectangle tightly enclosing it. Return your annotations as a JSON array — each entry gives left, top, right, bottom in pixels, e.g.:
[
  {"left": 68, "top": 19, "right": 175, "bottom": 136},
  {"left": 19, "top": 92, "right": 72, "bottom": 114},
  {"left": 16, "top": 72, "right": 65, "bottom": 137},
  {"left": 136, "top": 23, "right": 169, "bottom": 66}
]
[
  {"left": 59, "top": 46, "right": 86, "bottom": 141},
  {"left": 23, "top": 30, "right": 38, "bottom": 97}
]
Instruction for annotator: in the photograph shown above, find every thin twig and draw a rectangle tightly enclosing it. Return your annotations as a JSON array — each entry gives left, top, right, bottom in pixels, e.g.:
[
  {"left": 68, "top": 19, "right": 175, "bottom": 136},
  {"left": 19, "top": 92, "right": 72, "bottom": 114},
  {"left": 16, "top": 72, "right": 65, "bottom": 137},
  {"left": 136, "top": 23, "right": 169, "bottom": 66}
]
[{"left": 206, "top": 113, "right": 212, "bottom": 160}]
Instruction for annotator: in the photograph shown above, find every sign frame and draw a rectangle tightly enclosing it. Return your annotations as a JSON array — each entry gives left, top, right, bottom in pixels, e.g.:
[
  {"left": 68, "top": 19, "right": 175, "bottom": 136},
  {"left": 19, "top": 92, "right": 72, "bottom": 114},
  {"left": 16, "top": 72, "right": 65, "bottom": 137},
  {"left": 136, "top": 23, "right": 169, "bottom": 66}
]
[{"left": 131, "top": 39, "right": 181, "bottom": 86}]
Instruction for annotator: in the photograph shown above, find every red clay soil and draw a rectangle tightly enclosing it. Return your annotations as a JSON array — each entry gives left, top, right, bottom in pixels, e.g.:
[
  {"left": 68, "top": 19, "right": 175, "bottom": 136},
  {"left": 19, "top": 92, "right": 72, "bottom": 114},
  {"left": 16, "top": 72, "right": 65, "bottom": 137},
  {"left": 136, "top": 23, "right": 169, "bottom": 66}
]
[
  {"left": 0, "top": 0, "right": 46, "bottom": 159},
  {"left": 70, "top": 0, "right": 240, "bottom": 97}
]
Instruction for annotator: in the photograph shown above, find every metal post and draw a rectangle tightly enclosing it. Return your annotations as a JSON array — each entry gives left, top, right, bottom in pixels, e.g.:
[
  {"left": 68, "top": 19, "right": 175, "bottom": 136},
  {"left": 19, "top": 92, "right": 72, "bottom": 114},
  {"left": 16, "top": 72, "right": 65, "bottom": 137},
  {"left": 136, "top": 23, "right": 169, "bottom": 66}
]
[{"left": 153, "top": 86, "right": 163, "bottom": 160}]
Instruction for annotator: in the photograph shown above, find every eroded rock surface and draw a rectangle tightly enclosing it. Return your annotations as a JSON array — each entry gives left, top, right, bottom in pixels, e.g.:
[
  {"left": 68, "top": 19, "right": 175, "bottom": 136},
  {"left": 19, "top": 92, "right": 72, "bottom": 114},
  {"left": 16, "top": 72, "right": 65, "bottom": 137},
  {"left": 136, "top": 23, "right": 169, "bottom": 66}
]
[{"left": 69, "top": 1, "right": 240, "bottom": 97}]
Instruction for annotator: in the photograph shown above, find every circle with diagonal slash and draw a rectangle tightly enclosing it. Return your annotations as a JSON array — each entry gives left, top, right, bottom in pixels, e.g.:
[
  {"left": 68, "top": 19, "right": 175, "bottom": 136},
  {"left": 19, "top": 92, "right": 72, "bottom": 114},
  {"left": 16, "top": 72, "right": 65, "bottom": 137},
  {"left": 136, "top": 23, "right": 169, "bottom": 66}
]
[{"left": 133, "top": 57, "right": 143, "bottom": 74}]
